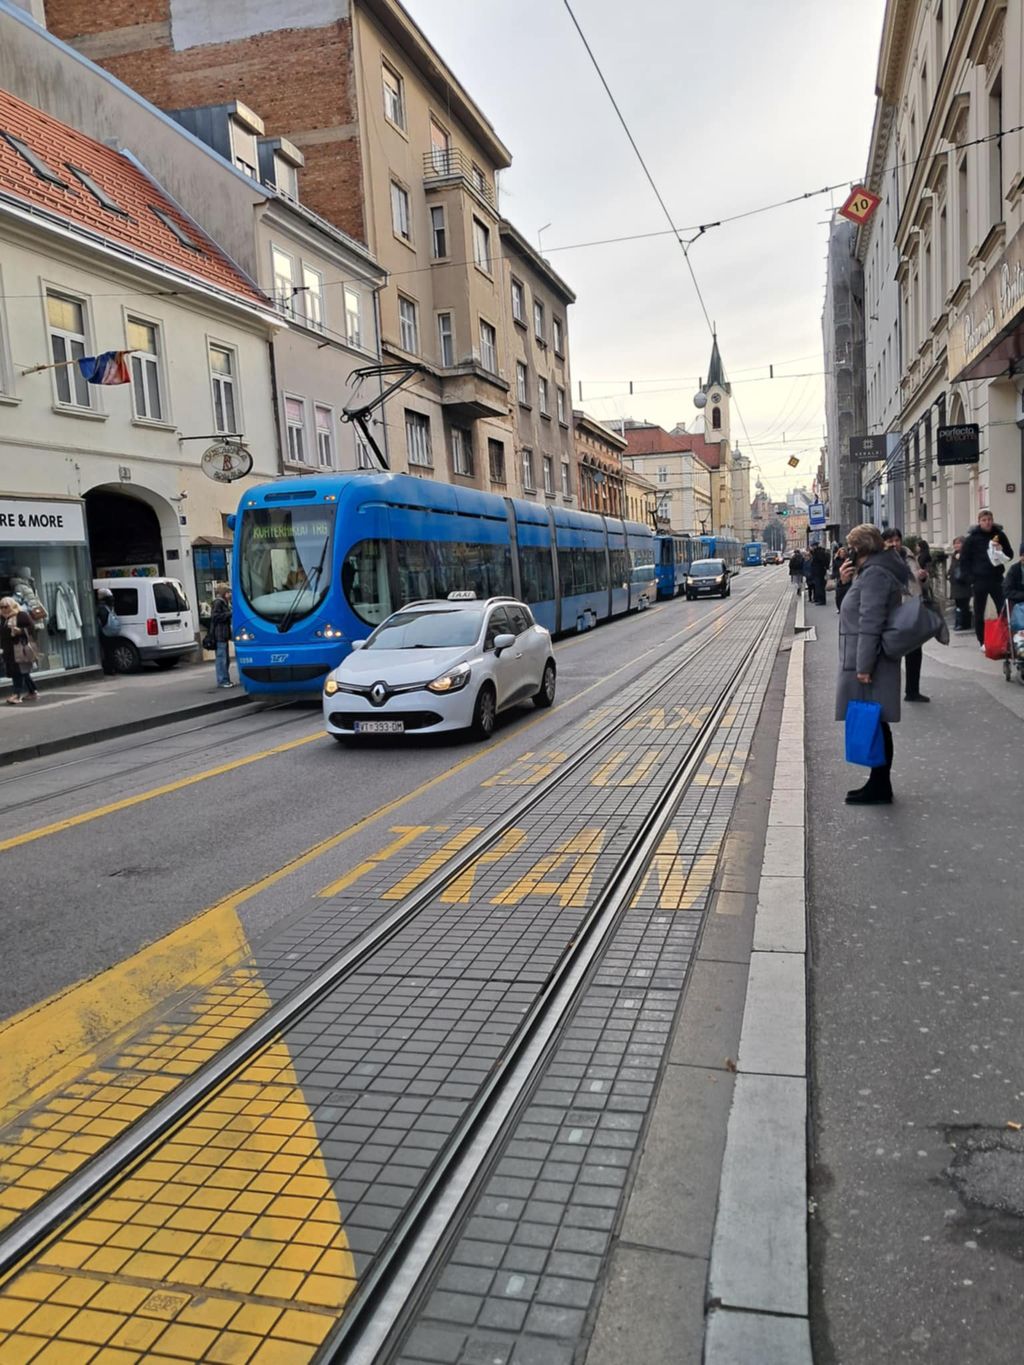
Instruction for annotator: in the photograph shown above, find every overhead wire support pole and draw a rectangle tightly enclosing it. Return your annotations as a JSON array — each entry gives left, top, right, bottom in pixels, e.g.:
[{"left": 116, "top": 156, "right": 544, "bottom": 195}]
[{"left": 341, "top": 362, "right": 426, "bottom": 472}]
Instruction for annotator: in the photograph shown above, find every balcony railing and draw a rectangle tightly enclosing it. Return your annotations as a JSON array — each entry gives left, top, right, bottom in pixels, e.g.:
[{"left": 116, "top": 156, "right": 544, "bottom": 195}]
[{"left": 423, "top": 149, "right": 495, "bottom": 207}]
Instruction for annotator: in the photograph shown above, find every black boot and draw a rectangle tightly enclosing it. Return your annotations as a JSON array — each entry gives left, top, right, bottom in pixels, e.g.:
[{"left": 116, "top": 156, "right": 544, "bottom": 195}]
[{"left": 846, "top": 723, "right": 894, "bottom": 804}]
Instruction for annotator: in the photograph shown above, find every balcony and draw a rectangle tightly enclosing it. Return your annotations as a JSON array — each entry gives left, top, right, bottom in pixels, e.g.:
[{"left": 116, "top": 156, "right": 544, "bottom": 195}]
[
  {"left": 423, "top": 149, "right": 495, "bottom": 209},
  {"left": 440, "top": 362, "right": 508, "bottom": 420}
]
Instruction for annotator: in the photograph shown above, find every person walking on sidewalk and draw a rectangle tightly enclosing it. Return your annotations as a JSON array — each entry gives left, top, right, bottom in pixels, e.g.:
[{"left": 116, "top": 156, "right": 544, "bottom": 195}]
[
  {"left": 961, "top": 509, "right": 1013, "bottom": 648},
  {"left": 789, "top": 549, "right": 805, "bottom": 593},
  {"left": 882, "top": 528, "right": 929, "bottom": 703},
  {"left": 835, "top": 524, "right": 911, "bottom": 805},
  {"left": 948, "top": 536, "right": 973, "bottom": 633},
  {"left": 0, "top": 596, "right": 39, "bottom": 706},
  {"left": 808, "top": 543, "right": 830, "bottom": 605},
  {"left": 210, "top": 584, "right": 234, "bottom": 689}
]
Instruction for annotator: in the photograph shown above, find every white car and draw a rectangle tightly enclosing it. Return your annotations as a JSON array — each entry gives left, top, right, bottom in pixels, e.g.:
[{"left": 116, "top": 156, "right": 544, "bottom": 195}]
[{"left": 323, "top": 594, "right": 557, "bottom": 741}]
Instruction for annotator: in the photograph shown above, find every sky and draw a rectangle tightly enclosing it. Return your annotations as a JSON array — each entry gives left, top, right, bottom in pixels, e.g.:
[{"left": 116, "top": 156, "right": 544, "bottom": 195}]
[{"left": 402, "top": 0, "right": 886, "bottom": 499}]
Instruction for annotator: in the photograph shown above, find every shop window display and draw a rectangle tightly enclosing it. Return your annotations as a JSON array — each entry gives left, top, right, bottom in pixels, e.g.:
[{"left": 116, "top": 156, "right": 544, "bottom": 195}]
[{"left": 0, "top": 548, "right": 98, "bottom": 679}]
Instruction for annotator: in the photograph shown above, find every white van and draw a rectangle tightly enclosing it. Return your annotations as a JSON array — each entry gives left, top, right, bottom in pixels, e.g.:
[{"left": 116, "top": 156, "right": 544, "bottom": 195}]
[{"left": 93, "top": 576, "right": 197, "bottom": 673}]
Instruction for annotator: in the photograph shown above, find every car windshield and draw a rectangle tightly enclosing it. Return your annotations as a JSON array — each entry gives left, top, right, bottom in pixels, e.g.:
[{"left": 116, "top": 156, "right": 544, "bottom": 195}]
[
  {"left": 366, "top": 607, "right": 484, "bottom": 650},
  {"left": 239, "top": 505, "right": 336, "bottom": 625},
  {"left": 690, "top": 561, "right": 725, "bottom": 577}
]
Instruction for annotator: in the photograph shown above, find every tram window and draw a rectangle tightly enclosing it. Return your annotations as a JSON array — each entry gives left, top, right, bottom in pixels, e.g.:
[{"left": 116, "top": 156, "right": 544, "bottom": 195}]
[
  {"left": 241, "top": 504, "right": 336, "bottom": 624},
  {"left": 659, "top": 540, "right": 673, "bottom": 566},
  {"left": 609, "top": 549, "right": 629, "bottom": 587},
  {"left": 396, "top": 539, "right": 442, "bottom": 603},
  {"left": 343, "top": 538, "right": 392, "bottom": 626},
  {"left": 595, "top": 550, "right": 609, "bottom": 591},
  {"left": 520, "top": 546, "right": 554, "bottom": 602}
]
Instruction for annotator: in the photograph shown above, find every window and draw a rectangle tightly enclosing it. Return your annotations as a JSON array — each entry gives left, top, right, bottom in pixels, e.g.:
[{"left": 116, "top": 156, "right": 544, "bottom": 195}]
[
  {"left": 522, "top": 448, "right": 536, "bottom": 491},
  {"left": 303, "top": 265, "right": 324, "bottom": 331},
  {"left": 988, "top": 74, "right": 1003, "bottom": 230},
  {"left": 315, "top": 404, "right": 334, "bottom": 467},
  {"left": 511, "top": 278, "right": 526, "bottom": 324},
  {"left": 66, "top": 164, "right": 127, "bottom": 215},
  {"left": 553, "top": 316, "right": 564, "bottom": 354},
  {"left": 0, "top": 268, "right": 12, "bottom": 397},
  {"left": 398, "top": 296, "right": 419, "bottom": 353},
  {"left": 538, "top": 376, "right": 549, "bottom": 415},
  {"left": 382, "top": 62, "right": 405, "bottom": 130},
  {"left": 429, "top": 119, "right": 450, "bottom": 173},
  {"left": 957, "top": 154, "right": 969, "bottom": 278},
  {"left": 556, "top": 386, "right": 566, "bottom": 423},
  {"left": 561, "top": 460, "right": 571, "bottom": 496},
  {"left": 356, "top": 436, "right": 375, "bottom": 470},
  {"left": 451, "top": 426, "right": 473, "bottom": 476},
  {"left": 391, "top": 180, "right": 411, "bottom": 241},
  {"left": 543, "top": 455, "right": 554, "bottom": 495},
  {"left": 488, "top": 438, "right": 506, "bottom": 483},
  {"left": 534, "top": 299, "right": 545, "bottom": 342},
  {"left": 712, "top": 405, "right": 721, "bottom": 430},
  {"left": 150, "top": 206, "right": 201, "bottom": 253},
  {"left": 126, "top": 317, "right": 163, "bottom": 421},
  {"left": 430, "top": 205, "right": 448, "bottom": 258},
  {"left": 516, "top": 361, "right": 529, "bottom": 405},
  {"left": 472, "top": 218, "right": 491, "bottom": 272},
  {"left": 285, "top": 396, "right": 307, "bottom": 462},
  {"left": 938, "top": 205, "right": 948, "bottom": 298},
  {"left": 657, "top": 466, "right": 668, "bottom": 484},
  {"left": 46, "top": 292, "right": 91, "bottom": 408},
  {"left": 480, "top": 319, "right": 498, "bottom": 372},
  {"left": 437, "top": 312, "right": 454, "bottom": 367},
  {"left": 272, "top": 245, "right": 294, "bottom": 313},
  {"left": 405, "top": 410, "right": 432, "bottom": 466},
  {"left": 209, "top": 344, "right": 238, "bottom": 433},
  {"left": 472, "top": 164, "right": 487, "bottom": 194},
  {"left": 2, "top": 132, "right": 69, "bottom": 187},
  {"left": 344, "top": 285, "right": 362, "bottom": 347}
]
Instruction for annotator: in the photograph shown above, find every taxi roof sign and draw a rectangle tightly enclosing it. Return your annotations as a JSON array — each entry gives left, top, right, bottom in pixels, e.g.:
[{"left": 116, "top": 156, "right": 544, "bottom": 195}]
[
  {"left": 838, "top": 186, "right": 881, "bottom": 227},
  {"left": 447, "top": 590, "right": 477, "bottom": 600}
]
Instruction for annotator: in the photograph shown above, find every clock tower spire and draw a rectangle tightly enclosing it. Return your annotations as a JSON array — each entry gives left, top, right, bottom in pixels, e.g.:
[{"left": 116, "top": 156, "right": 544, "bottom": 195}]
[{"left": 702, "top": 333, "right": 730, "bottom": 447}]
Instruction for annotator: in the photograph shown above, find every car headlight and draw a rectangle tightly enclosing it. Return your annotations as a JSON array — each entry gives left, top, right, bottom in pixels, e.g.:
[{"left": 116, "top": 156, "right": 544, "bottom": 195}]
[
  {"left": 427, "top": 664, "right": 471, "bottom": 694},
  {"left": 324, "top": 678, "right": 339, "bottom": 696}
]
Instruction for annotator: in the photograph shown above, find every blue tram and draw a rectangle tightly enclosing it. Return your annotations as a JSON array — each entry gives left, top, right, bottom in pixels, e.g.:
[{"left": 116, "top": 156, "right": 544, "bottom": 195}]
[
  {"left": 230, "top": 473, "right": 658, "bottom": 694},
  {"left": 655, "top": 534, "right": 699, "bottom": 598},
  {"left": 742, "top": 540, "right": 764, "bottom": 567},
  {"left": 696, "top": 535, "right": 742, "bottom": 571}
]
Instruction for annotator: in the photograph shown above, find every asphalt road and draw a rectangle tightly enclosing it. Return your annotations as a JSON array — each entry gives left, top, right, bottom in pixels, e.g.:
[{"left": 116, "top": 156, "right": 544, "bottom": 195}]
[{"left": 0, "top": 571, "right": 782, "bottom": 1022}]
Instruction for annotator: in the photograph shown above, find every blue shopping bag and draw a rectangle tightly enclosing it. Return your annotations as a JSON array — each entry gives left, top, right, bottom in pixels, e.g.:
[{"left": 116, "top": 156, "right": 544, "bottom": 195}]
[{"left": 845, "top": 698, "right": 885, "bottom": 767}]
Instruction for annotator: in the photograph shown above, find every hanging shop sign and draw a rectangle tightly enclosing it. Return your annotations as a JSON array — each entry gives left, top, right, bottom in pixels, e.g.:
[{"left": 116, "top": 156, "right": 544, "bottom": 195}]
[
  {"left": 201, "top": 441, "right": 254, "bottom": 483},
  {"left": 948, "top": 220, "right": 1024, "bottom": 381},
  {"left": 936, "top": 424, "right": 980, "bottom": 466},
  {"left": 0, "top": 497, "right": 86, "bottom": 544},
  {"left": 850, "top": 434, "right": 887, "bottom": 462}
]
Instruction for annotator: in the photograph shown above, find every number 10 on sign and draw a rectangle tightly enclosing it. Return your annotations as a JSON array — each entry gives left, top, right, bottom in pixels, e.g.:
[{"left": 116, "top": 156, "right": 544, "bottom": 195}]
[{"left": 839, "top": 186, "right": 881, "bottom": 226}]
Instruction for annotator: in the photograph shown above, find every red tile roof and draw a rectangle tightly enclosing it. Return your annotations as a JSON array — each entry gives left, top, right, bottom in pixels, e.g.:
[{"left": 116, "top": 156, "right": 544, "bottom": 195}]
[
  {"left": 622, "top": 424, "right": 723, "bottom": 469},
  {"left": 0, "top": 89, "right": 267, "bottom": 308}
]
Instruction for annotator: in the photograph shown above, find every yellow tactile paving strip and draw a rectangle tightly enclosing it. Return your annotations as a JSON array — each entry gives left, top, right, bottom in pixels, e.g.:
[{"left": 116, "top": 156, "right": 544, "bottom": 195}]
[
  {"left": 0, "top": 1039, "right": 354, "bottom": 1363},
  {"left": 0, "top": 971, "right": 269, "bottom": 1233}
]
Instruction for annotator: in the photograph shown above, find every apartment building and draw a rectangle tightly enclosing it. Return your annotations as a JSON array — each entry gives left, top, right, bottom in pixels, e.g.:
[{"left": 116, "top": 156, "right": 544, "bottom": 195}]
[
  {"left": 38, "top": 0, "right": 561, "bottom": 496},
  {"left": 574, "top": 411, "right": 628, "bottom": 515},
  {"left": 863, "top": 0, "right": 1024, "bottom": 545},
  {"left": 621, "top": 424, "right": 713, "bottom": 533}
]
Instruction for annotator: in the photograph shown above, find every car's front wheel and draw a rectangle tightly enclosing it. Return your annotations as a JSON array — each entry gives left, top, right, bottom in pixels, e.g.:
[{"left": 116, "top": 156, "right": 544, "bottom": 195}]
[
  {"left": 533, "top": 660, "right": 556, "bottom": 708},
  {"left": 471, "top": 683, "right": 497, "bottom": 739}
]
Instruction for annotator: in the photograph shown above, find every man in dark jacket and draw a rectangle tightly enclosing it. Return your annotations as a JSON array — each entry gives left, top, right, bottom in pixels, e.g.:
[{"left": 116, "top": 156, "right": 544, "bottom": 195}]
[
  {"left": 210, "top": 584, "right": 233, "bottom": 688},
  {"left": 948, "top": 536, "right": 972, "bottom": 632},
  {"left": 789, "top": 550, "right": 805, "bottom": 592},
  {"left": 961, "top": 509, "right": 1013, "bottom": 648},
  {"left": 807, "top": 544, "right": 830, "bottom": 605}
]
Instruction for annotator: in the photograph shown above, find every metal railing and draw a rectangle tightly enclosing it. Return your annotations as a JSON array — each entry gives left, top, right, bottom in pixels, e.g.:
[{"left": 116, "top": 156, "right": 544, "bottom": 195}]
[{"left": 422, "top": 149, "right": 495, "bottom": 206}]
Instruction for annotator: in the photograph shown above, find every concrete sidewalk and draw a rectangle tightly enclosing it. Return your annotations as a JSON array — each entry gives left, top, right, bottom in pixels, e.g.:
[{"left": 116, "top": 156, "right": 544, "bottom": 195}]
[
  {"left": 806, "top": 603, "right": 1022, "bottom": 1364},
  {"left": 0, "top": 661, "right": 256, "bottom": 765}
]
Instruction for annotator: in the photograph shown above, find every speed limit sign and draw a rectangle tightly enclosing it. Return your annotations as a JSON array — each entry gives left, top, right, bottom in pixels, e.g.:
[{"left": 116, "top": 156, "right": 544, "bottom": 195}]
[{"left": 839, "top": 185, "right": 881, "bottom": 226}]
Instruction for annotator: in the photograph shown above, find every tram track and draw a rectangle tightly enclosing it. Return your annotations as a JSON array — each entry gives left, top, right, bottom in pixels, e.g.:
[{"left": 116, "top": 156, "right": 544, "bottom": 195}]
[{"left": 0, "top": 579, "right": 786, "bottom": 1300}]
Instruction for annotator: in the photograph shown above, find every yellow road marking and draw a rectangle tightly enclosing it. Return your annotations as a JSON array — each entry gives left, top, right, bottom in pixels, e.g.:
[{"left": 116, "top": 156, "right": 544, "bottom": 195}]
[
  {"left": 590, "top": 747, "right": 662, "bottom": 788},
  {"left": 0, "top": 732, "right": 324, "bottom": 854},
  {"left": 381, "top": 827, "right": 483, "bottom": 901},
  {"left": 315, "top": 825, "right": 439, "bottom": 898},
  {"left": 632, "top": 829, "right": 686, "bottom": 906},
  {"left": 492, "top": 828, "right": 606, "bottom": 909},
  {"left": 440, "top": 827, "right": 527, "bottom": 905},
  {"left": 482, "top": 750, "right": 568, "bottom": 788}
]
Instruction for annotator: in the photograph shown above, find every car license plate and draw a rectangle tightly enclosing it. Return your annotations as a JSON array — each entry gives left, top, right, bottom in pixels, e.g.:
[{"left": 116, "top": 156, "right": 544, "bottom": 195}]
[{"left": 353, "top": 720, "right": 404, "bottom": 734}]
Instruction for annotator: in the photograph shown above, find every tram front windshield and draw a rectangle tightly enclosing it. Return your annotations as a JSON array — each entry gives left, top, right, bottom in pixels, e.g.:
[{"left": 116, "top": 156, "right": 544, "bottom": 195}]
[{"left": 239, "top": 505, "right": 336, "bottom": 624}]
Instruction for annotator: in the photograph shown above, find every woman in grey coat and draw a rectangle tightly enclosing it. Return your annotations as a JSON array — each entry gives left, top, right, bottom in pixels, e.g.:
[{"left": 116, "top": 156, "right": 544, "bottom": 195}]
[{"left": 835, "top": 524, "right": 911, "bottom": 804}]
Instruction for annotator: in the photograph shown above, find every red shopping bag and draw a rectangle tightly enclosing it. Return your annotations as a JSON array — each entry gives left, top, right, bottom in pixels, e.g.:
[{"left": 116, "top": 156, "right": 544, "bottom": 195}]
[{"left": 984, "top": 614, "right": 1010, "bottom": 660}]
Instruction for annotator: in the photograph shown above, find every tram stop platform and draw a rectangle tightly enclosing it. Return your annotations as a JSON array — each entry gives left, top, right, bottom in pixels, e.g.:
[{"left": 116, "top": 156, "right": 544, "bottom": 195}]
[{"left": 0, "top": 576, "right": 815, "bottom": 1365}]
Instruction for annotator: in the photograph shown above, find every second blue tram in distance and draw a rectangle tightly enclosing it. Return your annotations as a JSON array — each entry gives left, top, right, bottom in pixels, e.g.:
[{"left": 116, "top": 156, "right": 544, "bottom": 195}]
[
  {"left": 742, "top": 540, "right": 765, "bottom": 567},
  {"left": 230, "top": 473, "right": 658, "bottom": 694}
]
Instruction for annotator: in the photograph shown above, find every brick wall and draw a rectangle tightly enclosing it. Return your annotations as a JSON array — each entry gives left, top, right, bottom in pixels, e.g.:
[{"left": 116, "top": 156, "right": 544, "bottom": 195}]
[{"left": 43, "top": 2, "right": 366, "bottom": 239}]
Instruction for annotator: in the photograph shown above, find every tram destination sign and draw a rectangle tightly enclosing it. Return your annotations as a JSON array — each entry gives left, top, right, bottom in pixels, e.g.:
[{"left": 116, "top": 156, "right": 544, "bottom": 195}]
[
  {"left": 850, "top": 434, "right": 888, "bottom": 462},
  {"left": 936, "top": 424, "right": 980, "bottom": 466}
]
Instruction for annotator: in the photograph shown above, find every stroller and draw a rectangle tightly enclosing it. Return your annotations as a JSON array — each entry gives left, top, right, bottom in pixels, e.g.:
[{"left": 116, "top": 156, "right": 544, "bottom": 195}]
[{"left": 1001, "top": 601, "right": 1024, "bottom": 685}]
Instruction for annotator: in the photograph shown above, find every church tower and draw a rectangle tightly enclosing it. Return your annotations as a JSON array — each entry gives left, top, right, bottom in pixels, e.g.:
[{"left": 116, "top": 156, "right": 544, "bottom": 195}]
[{"left": 702, "top": 334, "right": 731, "bottom": 448}]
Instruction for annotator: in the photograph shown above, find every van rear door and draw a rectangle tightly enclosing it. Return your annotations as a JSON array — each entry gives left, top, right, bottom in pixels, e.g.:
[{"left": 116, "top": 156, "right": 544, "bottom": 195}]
[{"left": 152, "top": 579, "right": 194, "bottom": 647}]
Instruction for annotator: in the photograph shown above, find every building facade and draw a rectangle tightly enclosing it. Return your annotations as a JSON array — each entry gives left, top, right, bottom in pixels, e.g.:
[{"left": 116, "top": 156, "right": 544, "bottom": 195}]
[
  {"left": 0, "top": 87, "right": 280, "bottom": 679},
  {"left": 863, "top": 0, "right": 1024, "bottom": 547},
  {"left": 574, "top": 411, "right": 627, "bottom": 516},
  {"left": 822, "top": 215, "right": 869, "bottom": 536},
  {"left": 621, "top": 424, "right": 713, "bottom": 533},
  {"left": 38, "top": 0, "right": 574, "bottom": 498}
]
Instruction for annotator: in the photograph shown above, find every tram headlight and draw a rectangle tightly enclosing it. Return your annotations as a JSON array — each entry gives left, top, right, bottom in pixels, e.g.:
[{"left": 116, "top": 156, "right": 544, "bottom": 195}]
[
  {"left": 427, "top": 664, "right": 471, "bottom": 694},
  {"left": 235, "top": 628, "right": 255, "bottom": 642},
  {"left": 324, "top": 677, "right": 339, "bottom": 696}
]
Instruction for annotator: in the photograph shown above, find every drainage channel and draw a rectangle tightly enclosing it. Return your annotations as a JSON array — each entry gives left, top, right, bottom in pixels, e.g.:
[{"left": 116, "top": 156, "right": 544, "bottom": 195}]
[{"left": 0, "top": 580, "right": 783, "bottom": 1292}]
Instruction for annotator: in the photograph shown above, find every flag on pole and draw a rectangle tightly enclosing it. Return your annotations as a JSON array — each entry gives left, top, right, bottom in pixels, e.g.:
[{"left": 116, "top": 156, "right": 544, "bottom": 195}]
[{"left": 77, "top": 351, "right": 132, "bottom": 386}]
